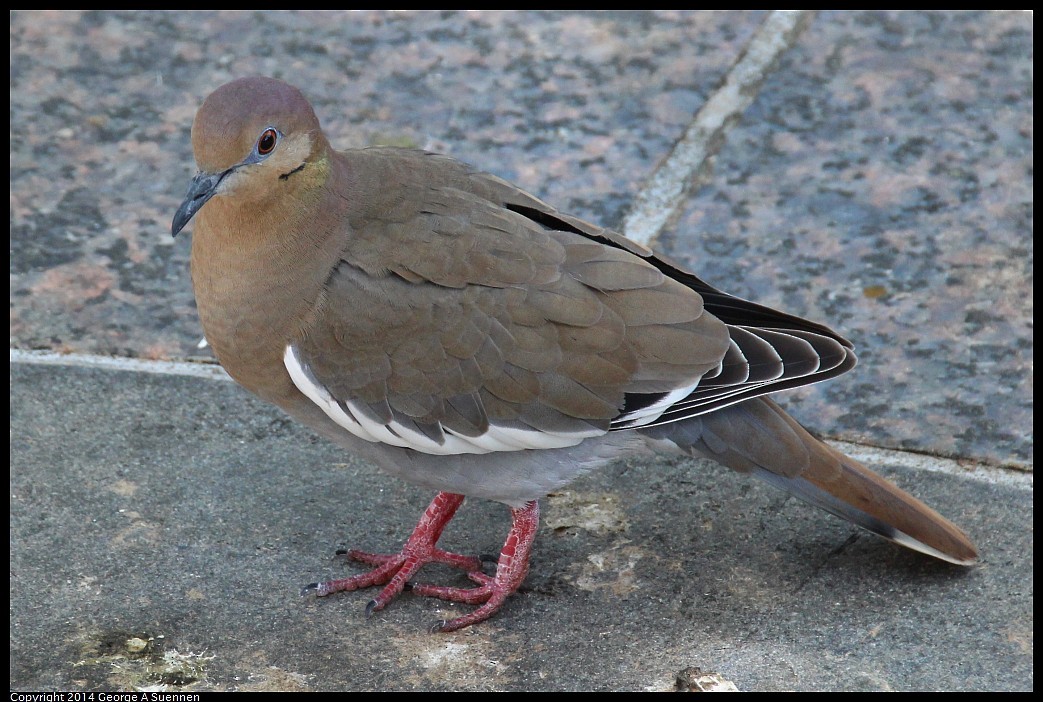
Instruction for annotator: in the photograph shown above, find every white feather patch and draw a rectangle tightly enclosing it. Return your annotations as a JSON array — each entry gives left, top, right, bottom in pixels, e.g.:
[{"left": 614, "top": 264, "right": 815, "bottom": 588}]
[
  {"left": 284, "top": 345, "right": 600, "bottom": 455},
  {"left": 612, "top": 378, "right": 705, "bottom": 430}
]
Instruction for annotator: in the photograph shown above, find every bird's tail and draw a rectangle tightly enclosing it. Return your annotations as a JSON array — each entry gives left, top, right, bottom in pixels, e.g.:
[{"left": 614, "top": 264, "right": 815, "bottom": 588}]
[{"left": 639, "top": 397, "right": 978, "bottom": 565}]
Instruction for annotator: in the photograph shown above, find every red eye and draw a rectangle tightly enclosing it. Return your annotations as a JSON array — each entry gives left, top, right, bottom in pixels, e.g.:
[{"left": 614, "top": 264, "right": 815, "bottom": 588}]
[{"left": 257, "top": 128, "right": 278, "bottom": 155}]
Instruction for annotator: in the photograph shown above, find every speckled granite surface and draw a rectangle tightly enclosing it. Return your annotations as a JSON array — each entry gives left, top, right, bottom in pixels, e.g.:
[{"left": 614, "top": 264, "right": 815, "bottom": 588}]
[
  {"left": 9, "top": 10, "right": 1030, "bottom": 468},
  {"left": 658, "top": 11, "right": 1032, "bottom": 467},
  {"left": 10, "top": 10, "right": 759, "bottom": 359}
]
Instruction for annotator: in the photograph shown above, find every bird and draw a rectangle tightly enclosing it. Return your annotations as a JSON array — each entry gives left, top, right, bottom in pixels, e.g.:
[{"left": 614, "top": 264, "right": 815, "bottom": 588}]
[{"left": 172, "top": 76, "right": 977, "bottom": 633}]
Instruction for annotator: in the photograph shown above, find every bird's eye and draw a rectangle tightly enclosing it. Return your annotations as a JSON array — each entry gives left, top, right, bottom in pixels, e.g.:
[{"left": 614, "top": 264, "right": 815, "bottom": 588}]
[{"left": 257, "top": 128, "right": 278, "bottom": 155}]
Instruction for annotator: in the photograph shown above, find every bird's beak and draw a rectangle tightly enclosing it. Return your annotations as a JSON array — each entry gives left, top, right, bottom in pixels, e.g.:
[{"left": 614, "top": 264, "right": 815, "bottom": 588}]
[{"left": 171, "top": 169, "right": 229, "bottom": 237}]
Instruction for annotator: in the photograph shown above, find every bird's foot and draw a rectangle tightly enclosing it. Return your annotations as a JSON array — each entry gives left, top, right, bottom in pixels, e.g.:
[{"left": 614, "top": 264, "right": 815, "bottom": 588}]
[
  {"left": 301, "top": 493, "right": 540, "bottom": 632},
  {"left": 301, "top": 544, "right": 484, "bottom": 596},
  {"left": 412, "top": 499, "right": 539, "bottom": 632},
  {"left": 301, "top": 491, "right": 480, "bottom": 611}
]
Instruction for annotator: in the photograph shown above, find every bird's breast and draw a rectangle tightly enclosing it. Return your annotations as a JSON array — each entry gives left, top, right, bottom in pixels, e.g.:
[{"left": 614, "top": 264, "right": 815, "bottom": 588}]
[{"left": 189, "top": 198, "right": 344, "bottom": 404}]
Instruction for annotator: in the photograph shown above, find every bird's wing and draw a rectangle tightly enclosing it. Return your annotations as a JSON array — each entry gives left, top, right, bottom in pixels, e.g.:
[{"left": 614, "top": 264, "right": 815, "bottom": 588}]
[
  {"left": 462, "top": 162, "right": 858, "bottom": 428},
  {"left": 285, "top": 149, "right": 856, "bottom": 454}
]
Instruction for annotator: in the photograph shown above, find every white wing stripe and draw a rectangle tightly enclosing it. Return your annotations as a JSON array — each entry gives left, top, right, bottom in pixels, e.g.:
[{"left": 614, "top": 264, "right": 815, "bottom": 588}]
[{"left": 284, "top": 345, "right": 600, "bottom": 455}]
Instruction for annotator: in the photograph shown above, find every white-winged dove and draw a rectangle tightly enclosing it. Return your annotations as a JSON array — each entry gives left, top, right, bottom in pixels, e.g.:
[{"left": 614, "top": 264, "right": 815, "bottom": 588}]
[{"left": 172, "top": 77, "right": 977, "bottom": 632}]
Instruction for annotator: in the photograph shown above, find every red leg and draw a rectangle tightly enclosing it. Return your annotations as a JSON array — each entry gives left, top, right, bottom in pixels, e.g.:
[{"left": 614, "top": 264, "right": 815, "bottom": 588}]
[
  {"left": 302, "top": 493, "right": 540, "bottom": 632},
  {"left": 410, "top": 499, "right": 540, "bottom": 632}
]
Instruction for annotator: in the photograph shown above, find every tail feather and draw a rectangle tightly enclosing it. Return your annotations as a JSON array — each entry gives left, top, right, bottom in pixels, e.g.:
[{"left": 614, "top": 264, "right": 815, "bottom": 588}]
[
  {"left": 749, "top": 455, "right": 978, "bottom": 565},
  {"left": 640, "top": 397, "right": 978, "bottom": 565}
]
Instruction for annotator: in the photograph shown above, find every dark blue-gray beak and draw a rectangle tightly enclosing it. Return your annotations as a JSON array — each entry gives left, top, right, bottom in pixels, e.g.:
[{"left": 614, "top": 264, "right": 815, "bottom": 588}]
[{"left": 171, "top": 170, "right": 229, "bottom": 237}]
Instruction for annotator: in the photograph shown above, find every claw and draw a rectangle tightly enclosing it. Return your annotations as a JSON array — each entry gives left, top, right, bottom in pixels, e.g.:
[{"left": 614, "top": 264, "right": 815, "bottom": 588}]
[{"left": 301, "top": 581, "right": 335, "bottom": 597}]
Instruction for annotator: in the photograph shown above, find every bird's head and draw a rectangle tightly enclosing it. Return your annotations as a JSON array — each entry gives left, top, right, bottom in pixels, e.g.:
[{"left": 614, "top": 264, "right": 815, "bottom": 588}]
[{"left": 172, "top": 76, "right": 328, "bottom": 236}]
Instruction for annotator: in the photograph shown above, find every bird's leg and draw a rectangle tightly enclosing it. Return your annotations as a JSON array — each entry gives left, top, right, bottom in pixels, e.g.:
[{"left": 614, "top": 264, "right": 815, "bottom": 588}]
[
  {"left": 410, "top": 499, "right": 539, "bottom": 632},
  {"left": 302, "top": 491, "right": 482, "bottom": 614}
]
